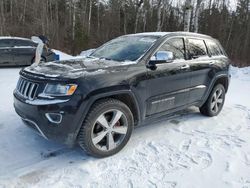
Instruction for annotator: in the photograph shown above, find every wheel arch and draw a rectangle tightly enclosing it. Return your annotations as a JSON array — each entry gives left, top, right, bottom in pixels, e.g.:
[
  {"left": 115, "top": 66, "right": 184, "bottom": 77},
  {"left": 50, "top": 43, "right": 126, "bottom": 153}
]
[
  {"left": 73, "top": 89, "right": 141, "bottom": 143},
  {"left": 201, "top": 74, "right": 229, "bottom": 106},
  {"left": 87, "top": 90, "right": 140, "bottom": 126},
  {"left": 213, "top": 76, "right": 229, "bottom": 93}
]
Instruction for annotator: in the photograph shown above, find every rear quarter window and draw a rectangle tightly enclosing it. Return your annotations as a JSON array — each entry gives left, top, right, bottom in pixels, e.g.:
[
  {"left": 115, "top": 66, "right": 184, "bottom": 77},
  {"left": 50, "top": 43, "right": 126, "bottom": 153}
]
[{"left": 206, "top": 40, "right": 224, "bottom": 56}]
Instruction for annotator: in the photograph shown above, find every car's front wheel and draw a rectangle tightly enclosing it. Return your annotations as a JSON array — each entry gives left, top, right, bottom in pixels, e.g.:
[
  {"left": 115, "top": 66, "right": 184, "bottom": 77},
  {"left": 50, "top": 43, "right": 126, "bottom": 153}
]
[
  {"left": 199, "top": 84, "right": 226, "bottom": 116},
  {"left": 78, "top": 98, "right": 134, "bottom": 158}
]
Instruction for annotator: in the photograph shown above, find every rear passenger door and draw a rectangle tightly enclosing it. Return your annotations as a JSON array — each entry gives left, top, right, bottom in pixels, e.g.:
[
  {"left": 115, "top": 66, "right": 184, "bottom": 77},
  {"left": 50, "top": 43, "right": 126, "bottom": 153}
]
[
  {"left": 0, "top": 39, "right": 15, "bottom": 66},
  {"left": 185, "top": 38, "right": 213, "bottom": 104},
  {"left": 12, "top": 39, "right": 37, "bottom": 66}
]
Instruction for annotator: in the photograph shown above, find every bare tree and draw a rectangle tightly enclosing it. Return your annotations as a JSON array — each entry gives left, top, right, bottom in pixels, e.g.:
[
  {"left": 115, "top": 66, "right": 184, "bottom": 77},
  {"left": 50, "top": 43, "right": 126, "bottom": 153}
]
[
  {"left": 184, "top": 0, "right": 192, "bottom": 32},
  {"left": 88, "top": 0, "right": 92, "bottom": 36},
  {"left": 0, "top": 0, "right": 5, "bottom": 35},
  {"left": 20, "top": 0, "right": 27, "bottom": 24},
  {"left": 194, "top": 0, "right": 202, "bottom": 33},
  {"left": 156, "top": 0, "right": 162, "bottom": 31},
  {"left": 134, "top": 0, "right": 143, "bottom": 33},
  {"left": 72, "top": 0, "right": 76, "bottom": 40}
]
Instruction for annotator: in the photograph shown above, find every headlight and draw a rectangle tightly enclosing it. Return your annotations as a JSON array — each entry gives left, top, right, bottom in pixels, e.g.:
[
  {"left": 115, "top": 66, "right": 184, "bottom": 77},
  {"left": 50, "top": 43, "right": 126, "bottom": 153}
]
[{"left": 43, "top": 84, "right": 77, "bottom": 96}]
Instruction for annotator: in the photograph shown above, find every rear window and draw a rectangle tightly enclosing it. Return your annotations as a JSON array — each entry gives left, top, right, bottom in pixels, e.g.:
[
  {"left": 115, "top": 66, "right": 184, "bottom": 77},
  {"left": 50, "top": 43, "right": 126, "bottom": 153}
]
[
  {"left": 187, "top": 38, "right": 207, "bottom": 58},
  {"left": 0, "top": 39, "right": 14, "bottom": 48},
  {"left": 206, "top": 40, "right": 224, "bottom": 56}
]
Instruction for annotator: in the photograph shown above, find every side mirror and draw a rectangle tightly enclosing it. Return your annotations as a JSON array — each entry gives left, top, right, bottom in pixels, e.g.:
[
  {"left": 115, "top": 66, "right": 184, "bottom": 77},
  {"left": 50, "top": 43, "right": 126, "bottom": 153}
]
[{"left": 147, "top": 51, "right": 174, "bottom": 70}]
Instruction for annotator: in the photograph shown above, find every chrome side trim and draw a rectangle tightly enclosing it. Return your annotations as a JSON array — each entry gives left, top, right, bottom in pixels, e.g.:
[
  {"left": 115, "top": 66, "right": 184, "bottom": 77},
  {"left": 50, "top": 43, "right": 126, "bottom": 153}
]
[
  {"left": 171, "top": 85, "right": 206, "bottom": 95},
  {"left": 150, "top": 85, "right": 206, "bottom": 105},
  {"left": 194, "top": 85, "right": 206, "bottom": 89},
  {"left": 152, "top": 97, "right": 175, "bottom": 105},
  {"left": 22, "top": 118, "right": 48, "bottom": 140}
]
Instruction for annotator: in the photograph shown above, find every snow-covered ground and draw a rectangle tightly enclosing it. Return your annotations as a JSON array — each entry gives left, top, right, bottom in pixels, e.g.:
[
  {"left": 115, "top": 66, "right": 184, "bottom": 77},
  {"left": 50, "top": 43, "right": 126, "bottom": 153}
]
[{"left": 0, "top": 64, "right": 250, "bottom": 188}]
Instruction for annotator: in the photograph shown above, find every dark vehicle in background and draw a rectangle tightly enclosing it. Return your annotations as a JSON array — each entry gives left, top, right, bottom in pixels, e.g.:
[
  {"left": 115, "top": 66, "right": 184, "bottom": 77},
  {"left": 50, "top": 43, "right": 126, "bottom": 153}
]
[
  {"left": 13, "top": 32, "right": 231, "bottom": 157},
  {"left": 0, "top": 37, "right": 56, "bottom": 67}
]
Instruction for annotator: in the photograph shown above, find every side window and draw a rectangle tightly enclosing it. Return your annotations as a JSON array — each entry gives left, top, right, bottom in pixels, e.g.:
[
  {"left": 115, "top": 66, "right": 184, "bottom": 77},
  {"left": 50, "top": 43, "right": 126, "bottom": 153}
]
[
  {"left": 187, "top": 38, "right": 207, "bottom": 58},
  {"left": 158, "top": 38, "right": 185, "bottom": 60},
  {"left": 0, "top": 39, "right": 14, "bottom": 48},
  {"left": 206, "top": 40, "right": 223, "bottom": 56},
  {"left": 14, "top": 39, "right": 36, "bottom": 47}
]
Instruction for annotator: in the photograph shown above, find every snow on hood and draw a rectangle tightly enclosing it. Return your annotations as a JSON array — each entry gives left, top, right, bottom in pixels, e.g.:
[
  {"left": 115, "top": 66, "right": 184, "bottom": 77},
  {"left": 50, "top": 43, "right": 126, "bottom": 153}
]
[{"left": 24, "top": 57, "right": 136, "bottom": 79}]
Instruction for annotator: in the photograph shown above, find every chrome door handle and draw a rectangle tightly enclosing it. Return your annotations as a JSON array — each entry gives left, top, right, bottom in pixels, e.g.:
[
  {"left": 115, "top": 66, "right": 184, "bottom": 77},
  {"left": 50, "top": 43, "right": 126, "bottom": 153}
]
[{"left": 180, "top": 64, "right": 190, "bottom": 70}]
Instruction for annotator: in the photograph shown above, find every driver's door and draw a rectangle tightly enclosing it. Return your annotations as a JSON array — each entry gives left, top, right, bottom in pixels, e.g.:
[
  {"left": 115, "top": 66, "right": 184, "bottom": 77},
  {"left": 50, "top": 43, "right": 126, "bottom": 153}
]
[{"left": 145, "top": 37, "right": 192, "bottom": 116}]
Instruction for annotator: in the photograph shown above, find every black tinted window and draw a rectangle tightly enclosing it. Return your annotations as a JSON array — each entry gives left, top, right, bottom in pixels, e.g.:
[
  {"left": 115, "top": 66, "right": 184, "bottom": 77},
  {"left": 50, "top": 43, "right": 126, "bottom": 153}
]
[
  {"left": 188, "top": 38, "right": 207, "bottom": 58},
  {"left": 206, "top": 40, "right": 223, "bottom": 56},
  {"left": 14, "top": 39, "right": 36, "bottom": 47},
  {"left": 0, "top": 39, "right": 14, "bottom": 48},
  {"left": 159, "top": 38, "right": 185, "bottom": 59}
]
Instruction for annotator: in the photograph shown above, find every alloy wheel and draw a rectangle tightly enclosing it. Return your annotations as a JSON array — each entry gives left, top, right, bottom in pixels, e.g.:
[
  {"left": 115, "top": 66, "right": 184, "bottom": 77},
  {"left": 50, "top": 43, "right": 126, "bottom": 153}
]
[
  {"left": 210, "top": 88, "right": 224, "bottom": 113},
  {"left": 91, "top": 109, "right": 128, "bottom": 151}
]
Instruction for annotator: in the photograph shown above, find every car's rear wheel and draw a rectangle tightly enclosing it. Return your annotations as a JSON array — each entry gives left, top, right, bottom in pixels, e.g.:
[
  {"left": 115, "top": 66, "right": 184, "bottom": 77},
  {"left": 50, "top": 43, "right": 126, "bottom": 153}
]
[
  {"left": 78, "top": 98, "right": 134, "bottom": 158},
  {"left": 199, "top": 84, "right": 226, "bottom": 116}
]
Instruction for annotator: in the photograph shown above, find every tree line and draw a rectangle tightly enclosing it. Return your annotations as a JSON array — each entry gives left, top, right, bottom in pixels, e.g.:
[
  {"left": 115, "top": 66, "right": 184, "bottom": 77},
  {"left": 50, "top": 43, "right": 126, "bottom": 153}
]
[{"left": 0, "top": 0, "right": 249, "bottom": 67}]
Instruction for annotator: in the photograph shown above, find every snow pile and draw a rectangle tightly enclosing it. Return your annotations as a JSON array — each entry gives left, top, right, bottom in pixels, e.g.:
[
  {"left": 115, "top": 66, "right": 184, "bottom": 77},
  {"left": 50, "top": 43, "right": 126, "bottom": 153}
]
[
  {"left": 230, "top": 66, "right": 250, "bottom": 81},
  {"left": 0, "top": 66, "right": 250, "bottom": 187}
]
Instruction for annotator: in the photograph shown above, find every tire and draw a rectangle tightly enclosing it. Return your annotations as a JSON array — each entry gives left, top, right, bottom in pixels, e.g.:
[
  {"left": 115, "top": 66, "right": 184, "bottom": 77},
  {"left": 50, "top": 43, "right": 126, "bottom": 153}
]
[
  {"left": 78, "top": 98, "right": 134, "bottom": 158},
  {"left": 199, "top": 84, "right": 226, "bottom": 117}
]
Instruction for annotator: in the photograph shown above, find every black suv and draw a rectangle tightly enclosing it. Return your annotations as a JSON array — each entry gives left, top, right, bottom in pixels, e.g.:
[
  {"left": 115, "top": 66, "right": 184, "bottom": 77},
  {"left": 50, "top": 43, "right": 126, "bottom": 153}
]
[
  {"left": 0, "top": 37, "right": 55, "bottom": 67},
  {"left": 14, "top": 32, "right": 230, "bottom": 157}
]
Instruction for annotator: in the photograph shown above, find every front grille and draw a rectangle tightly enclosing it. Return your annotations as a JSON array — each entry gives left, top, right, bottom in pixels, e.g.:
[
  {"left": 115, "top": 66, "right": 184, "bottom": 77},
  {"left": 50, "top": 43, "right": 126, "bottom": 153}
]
[{"left": 16, "top": 78, "right": 39, "bottom": 100}]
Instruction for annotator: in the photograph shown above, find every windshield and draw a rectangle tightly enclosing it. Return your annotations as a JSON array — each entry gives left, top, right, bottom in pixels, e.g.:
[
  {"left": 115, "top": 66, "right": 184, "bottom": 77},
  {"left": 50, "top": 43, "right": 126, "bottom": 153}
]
[{"left": 90, "top": 35, "right": 159, "bottom": 62}]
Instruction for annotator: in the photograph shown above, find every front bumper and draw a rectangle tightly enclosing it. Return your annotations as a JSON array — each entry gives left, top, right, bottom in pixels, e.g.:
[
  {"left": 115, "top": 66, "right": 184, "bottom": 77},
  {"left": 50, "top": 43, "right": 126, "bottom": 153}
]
[{"left": 13, "top": 91, "right": 85, "bottom": 147}]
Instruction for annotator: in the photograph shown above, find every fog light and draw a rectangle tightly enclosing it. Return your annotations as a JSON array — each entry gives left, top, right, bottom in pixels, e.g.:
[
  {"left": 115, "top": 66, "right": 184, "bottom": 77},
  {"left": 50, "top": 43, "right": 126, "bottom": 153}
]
[{"left": 45, "top": 113, "right": 62, "bottom": 124}]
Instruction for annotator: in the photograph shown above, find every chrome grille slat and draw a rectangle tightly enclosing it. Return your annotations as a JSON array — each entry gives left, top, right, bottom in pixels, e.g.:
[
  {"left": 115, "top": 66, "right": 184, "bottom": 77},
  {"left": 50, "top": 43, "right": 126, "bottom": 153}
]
[
  {"left": 24, "top": 82, "right": 30, "bottom": 96},
  {"left": 18, "top": 79, "right": 23, "bottom": 91},
  {"left": 16, "top": 78, "right": 39, "bottom": 100},
  {"left": 19, "top": 79, "right": 25, "bottom": 93},
  {"left": 28, "top": 84, "right": 35, "bottom": 99},
  {"left": 20, "top": 81, "right": 26, "bottom": 94}
]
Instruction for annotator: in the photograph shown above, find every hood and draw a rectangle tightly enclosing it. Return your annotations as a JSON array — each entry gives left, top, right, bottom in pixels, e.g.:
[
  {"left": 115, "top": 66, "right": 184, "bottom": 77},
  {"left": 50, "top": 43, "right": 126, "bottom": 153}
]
[{"left": 23, "top": 57, "right": 136, "bottom": 79}]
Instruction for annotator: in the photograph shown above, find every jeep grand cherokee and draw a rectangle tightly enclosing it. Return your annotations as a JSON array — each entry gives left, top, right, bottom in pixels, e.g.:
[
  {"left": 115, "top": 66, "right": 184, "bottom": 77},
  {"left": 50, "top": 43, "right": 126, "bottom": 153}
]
[{"left": 13, "top": 32, "right": 230, "bottom": 157}]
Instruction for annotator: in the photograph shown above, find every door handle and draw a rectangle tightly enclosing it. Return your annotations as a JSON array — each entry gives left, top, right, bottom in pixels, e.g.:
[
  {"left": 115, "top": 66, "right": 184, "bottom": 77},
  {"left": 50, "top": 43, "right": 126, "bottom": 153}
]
[
  {"left": 180, "top": 64, "right": 190, "bottom": 70},
  {"left": 209, "top": 62, "right": 215, "bottom": 65}
]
